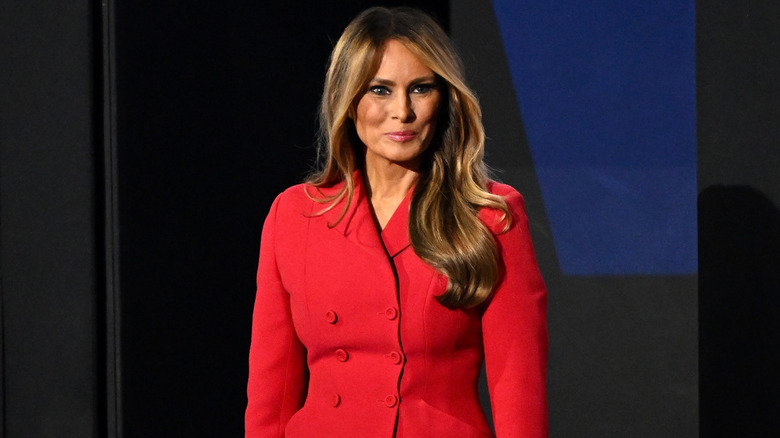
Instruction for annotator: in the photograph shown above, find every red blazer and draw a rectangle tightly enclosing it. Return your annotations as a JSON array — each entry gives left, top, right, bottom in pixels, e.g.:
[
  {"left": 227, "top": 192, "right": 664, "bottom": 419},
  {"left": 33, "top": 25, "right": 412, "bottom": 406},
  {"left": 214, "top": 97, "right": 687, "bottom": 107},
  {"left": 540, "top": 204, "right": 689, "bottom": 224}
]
[{"left": 246, "top": 173, "right": 547, "bottom": 437}]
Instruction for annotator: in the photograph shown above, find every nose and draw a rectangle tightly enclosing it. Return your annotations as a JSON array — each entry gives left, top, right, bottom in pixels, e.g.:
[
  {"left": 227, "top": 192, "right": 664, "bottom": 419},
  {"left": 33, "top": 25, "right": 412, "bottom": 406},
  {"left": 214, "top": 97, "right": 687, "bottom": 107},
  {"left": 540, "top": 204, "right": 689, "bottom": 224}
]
[{"left": 391, "top": 92, "right": 415, "bottom": 122}]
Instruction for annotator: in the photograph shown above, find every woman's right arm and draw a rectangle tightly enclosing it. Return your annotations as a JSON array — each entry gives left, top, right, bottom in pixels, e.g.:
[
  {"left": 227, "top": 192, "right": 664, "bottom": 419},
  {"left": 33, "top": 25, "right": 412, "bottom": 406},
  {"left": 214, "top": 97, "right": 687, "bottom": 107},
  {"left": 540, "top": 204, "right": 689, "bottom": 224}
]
[{"left": 246, "top": 194, "right": 307, "bottom": 437}]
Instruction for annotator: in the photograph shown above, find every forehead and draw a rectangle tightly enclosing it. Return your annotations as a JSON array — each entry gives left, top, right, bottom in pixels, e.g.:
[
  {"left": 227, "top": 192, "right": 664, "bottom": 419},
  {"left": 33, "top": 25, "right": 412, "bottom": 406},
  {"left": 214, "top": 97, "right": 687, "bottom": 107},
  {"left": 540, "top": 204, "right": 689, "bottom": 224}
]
[{"left": 372, "top": 39, "right": 434, "bottom": 78}]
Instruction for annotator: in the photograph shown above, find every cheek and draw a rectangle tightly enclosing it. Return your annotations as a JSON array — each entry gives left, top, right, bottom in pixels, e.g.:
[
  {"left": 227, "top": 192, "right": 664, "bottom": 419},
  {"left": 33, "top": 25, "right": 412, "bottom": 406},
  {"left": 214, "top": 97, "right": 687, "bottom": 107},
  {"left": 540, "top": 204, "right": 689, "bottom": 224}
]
[
  {"left": 424, "top": 91, "right": 442, "bottom": 115},
  {"left": 421, "top": 98, "right": 442, "bottom": 127},
  {"left": 355, "top": 100, "right": 384, "bottom": 130}
]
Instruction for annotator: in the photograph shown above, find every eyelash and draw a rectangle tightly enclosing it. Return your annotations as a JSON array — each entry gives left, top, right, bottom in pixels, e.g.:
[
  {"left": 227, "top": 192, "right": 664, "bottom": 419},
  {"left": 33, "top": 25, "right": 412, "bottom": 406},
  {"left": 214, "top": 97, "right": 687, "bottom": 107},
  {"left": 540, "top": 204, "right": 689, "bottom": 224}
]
[
  {"left": 368, "top": 85, "right": 391, "bottom": 95},
  {"left": 412, "top": 84, "right": 435, "bottom": 94},
  {"left": 368, "top": 83, "right": 436, "bottom": 96}
]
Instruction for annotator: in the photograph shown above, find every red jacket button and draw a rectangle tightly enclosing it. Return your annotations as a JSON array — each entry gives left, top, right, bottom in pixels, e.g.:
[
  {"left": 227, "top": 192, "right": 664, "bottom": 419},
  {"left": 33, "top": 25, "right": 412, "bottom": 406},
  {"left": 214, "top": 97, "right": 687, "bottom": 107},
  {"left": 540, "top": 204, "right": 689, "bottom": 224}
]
[
  {"left": 335, "top": 348, "right": 349, "bottom": 362},
  {"left": 384, "top": 307, "right": 398, "bottom": 320},
  {"left": 331, "top": 393, "right": 341, "bottom": 407},
  {"left": 387, "top": 351, "right": 402, "bottom": 364},
  {"left": 325, "top": 310, "right": 338, "bottom": 324},
  {"left": 384, "top": 394, "right": 399, "bottom": 407}
]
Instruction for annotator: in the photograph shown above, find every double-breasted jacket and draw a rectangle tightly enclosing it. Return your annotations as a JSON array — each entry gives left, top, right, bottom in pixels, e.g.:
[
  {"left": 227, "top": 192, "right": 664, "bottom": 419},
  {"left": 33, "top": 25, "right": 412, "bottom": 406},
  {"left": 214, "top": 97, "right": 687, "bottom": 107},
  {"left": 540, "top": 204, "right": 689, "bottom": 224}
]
[{"left": 246, "top": 173, "right": 548, "bottom": 437}]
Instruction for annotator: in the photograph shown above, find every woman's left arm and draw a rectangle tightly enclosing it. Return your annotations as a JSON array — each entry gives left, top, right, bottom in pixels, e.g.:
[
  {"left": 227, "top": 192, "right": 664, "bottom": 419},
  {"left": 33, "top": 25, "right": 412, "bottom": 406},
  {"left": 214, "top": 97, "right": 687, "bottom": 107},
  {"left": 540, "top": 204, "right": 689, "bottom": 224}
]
[{"left": 482, "top": 188, "right": 548, "bottom": 437}]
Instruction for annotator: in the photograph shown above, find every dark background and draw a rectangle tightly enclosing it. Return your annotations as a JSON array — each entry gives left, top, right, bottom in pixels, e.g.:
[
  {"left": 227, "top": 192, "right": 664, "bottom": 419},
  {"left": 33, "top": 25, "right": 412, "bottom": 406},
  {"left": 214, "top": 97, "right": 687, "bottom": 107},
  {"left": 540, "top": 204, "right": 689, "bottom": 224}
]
[{"left": 1, "top": 0, "right": 778, "bottom": 437}]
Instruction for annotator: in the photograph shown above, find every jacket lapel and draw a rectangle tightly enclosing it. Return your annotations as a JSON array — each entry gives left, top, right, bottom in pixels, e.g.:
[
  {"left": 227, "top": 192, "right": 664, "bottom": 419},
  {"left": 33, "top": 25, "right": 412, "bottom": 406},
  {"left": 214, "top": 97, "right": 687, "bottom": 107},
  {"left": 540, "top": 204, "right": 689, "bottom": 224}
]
[
  {"left": 322, "top": 170, "right": 413, "bottom": 258},
  {"left": 324, "top": 172, "right": 386, "bottom": 253},
  {"left": 380, "top": 187, "right": 412, "bottom": 258}
]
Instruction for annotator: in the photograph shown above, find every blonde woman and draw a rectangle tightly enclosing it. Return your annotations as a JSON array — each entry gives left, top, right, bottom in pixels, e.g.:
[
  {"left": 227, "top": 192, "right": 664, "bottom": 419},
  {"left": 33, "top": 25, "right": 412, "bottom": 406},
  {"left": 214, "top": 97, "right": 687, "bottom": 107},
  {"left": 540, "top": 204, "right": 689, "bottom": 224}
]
[{"left": 246, "top": 7, "right": 547, "bottom": 437}]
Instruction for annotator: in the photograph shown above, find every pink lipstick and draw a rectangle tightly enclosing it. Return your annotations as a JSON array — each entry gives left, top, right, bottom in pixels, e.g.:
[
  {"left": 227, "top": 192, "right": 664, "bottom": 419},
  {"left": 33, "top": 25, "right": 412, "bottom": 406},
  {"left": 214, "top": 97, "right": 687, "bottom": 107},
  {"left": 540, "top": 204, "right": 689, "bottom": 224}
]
[{"left": 385, "top": 131, "right": 417, "bottom": 142}]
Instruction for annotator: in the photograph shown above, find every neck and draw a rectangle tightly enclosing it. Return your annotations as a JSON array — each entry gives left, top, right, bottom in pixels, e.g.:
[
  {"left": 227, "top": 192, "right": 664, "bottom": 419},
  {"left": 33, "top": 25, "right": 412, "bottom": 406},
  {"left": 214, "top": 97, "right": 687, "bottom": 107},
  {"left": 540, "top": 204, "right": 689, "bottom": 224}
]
[
  {"left": 362, "top": 156, "right": 419, "bottom": 230},
  {"left": 363, "top": 160, "right": 419, "bottom": 202}
]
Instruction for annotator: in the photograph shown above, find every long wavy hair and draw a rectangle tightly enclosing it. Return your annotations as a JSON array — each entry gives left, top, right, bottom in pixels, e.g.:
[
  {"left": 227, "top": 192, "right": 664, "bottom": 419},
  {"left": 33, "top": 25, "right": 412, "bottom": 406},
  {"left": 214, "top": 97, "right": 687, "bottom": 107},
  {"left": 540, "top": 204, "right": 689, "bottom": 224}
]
[{"left": 307, "top": 6, "right": 510, "bottom": 309}]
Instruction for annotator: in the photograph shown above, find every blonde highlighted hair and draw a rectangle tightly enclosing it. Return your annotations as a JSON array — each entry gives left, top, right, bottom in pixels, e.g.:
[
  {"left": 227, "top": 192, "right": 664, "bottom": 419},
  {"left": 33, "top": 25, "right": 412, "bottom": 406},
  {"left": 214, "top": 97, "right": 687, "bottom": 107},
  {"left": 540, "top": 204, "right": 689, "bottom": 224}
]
[{"left": 307, "top": 6, "right": 510, "bottom": 309}]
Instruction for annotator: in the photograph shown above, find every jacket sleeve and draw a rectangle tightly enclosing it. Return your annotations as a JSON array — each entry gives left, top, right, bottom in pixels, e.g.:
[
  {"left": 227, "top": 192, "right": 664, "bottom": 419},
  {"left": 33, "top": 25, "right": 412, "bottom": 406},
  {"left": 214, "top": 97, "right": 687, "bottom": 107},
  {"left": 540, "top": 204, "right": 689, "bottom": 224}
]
[
  {"left": 246, "top": 194, "right": 307, "bottom": 437},
  {"left": 482, "top": 189, "right": 548, "bottom": 437}
]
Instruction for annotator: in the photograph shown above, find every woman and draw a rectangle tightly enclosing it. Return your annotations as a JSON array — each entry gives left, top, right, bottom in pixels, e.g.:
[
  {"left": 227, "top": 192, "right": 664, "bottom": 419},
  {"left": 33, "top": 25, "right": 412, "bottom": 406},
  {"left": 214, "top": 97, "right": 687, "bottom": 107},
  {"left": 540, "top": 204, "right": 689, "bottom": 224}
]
[{"left": 246, "top": 7, "right": 547, "bottom": 438}]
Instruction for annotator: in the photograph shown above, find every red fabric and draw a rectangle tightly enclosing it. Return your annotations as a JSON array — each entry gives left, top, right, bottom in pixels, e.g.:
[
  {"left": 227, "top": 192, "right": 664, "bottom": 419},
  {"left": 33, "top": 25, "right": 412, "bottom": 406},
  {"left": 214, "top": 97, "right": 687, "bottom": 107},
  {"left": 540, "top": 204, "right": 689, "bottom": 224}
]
[{"left": 246, "top": 174, "right": 548, "bottom": 437}]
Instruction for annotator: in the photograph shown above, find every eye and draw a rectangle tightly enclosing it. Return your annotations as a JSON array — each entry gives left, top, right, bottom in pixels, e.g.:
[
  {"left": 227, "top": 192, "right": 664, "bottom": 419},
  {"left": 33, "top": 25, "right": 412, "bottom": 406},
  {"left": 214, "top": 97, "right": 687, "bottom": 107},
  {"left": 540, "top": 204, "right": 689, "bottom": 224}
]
[
  {"left": 411, "top": 83, "right": 436, "bottom": 94},
  {"left": 368, "top": 85, "right": 390, "bottom": 96}
]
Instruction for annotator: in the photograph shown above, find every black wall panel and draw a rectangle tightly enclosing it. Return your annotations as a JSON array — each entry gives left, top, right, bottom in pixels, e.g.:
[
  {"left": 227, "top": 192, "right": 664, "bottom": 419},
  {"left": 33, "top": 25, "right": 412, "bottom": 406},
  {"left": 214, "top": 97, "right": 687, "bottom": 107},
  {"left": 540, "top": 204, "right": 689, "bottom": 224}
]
[
  {"left": 0, "top": 1, "right": 101, "bottom": 436},
  {"left": 112, "top": 1, "right": 447, "bottom": 436},
  {"left": 698, "top": 0, "right": 780, "bottom": 435}
]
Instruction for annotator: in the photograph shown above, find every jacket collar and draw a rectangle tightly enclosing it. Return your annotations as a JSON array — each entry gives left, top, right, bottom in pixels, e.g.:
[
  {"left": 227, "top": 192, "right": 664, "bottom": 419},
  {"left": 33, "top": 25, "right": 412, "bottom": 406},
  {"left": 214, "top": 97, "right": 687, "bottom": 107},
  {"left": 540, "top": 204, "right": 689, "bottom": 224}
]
[
  {"left": 380, "top": 188, "right": 412, "bottom": 258},
  {"left": 322, "top": 170, "right": 412, "bottom": 258}
]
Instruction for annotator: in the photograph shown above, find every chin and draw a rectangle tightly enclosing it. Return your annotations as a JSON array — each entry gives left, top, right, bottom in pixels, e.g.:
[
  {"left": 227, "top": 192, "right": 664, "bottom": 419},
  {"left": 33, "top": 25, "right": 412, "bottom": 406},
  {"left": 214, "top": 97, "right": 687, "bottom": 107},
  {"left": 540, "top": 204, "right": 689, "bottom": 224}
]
[
  {"left": 388, "top": 150, "right": 425, "bottom": 164},
  {"left": 365, "top": 141, "right": 429, "bottom": 168}
]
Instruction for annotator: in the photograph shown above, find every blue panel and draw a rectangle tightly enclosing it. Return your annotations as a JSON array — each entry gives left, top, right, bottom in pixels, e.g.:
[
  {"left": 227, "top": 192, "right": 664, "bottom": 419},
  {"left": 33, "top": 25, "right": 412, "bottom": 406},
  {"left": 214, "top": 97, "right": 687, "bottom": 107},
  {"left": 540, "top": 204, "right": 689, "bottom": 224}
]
[{"left": 492, "top": 0, "right": 697, "bottom": 275}]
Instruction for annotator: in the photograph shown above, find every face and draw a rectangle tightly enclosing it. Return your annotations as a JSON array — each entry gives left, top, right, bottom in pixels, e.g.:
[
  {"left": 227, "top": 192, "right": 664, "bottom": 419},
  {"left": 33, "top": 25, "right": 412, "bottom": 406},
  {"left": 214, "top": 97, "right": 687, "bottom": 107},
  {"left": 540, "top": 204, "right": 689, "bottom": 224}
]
[{"left": 354, "top": 39, "right": 442, "bottom": 170}]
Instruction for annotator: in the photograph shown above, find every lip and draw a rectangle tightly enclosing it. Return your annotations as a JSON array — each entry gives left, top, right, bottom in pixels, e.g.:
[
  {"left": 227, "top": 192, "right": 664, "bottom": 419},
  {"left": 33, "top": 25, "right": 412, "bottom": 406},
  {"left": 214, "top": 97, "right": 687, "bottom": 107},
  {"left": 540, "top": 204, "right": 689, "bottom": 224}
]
[{"left": 385, "top": 131, "right": 418, "bottom": 142}]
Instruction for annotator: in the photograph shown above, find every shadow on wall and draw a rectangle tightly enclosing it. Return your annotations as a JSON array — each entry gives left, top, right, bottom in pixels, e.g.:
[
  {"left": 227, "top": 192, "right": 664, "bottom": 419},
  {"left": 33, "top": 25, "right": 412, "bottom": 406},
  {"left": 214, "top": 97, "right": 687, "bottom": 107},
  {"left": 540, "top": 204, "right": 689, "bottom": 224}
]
[{"left": 699, "top": 185, "right": 780, "bottom": 436}]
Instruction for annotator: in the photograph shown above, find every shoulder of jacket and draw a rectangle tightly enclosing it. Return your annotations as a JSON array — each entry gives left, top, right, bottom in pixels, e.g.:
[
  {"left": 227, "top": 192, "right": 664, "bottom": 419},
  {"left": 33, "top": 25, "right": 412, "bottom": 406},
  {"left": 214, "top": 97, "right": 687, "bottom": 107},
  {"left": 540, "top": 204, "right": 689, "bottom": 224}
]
[
  {"left": 488, "top": 180, "right": 526, "bottom": 210},
  {"left": 480, "top": 181, "right": 527, "bottom": 234},
  {"left": 276, "top": 183, "right": 310, "bottom": 203},
  {"left": 265, "top": 184, "right": 313, "bottom": 221},
  {"left": 486, "top": 180, "right": 519, "bottom": 199},
  {"left": 278, "top": 180, "right": 346, "bottom": 202},
  {"left": 272, "top": 181, "right": 349, "bottom": 221}
]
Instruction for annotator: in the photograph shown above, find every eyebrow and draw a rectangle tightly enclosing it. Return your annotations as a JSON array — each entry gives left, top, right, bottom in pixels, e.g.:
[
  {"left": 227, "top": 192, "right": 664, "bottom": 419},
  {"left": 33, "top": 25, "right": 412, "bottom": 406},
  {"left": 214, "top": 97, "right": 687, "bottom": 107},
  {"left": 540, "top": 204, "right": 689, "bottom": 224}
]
[{"left": 370, "top": 75, "right": 437, "bottom": 86}]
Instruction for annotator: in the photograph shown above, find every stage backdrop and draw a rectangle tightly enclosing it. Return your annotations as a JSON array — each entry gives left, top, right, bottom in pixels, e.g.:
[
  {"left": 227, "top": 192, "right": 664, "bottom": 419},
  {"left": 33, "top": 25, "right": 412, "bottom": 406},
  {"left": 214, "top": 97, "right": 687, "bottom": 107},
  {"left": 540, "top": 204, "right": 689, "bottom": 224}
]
[
  {"left": 3, "top": 0, "right": 778, "bottom": 436},
  {"left": 452, "top": 1, "right": 698, "bottom": 436}
]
